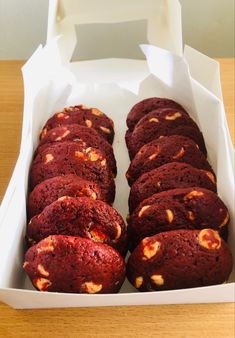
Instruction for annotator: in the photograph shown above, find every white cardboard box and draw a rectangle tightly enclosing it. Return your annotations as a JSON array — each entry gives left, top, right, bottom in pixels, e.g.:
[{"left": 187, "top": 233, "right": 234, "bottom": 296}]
[{"left": 0, "top": 0, "right": 234, "bottom": 309}]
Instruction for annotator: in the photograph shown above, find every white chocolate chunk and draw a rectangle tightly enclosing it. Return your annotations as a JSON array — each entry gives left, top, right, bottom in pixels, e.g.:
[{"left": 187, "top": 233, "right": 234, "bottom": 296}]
[
  {"left": 165, "top": 112, "right": 182, "bottom": 120},
  {"left": 88, "top": 151, "right": 100, "bottom": 161},
  {"left": 219, "top": 212, "right": 229, "bottom": 228},
  {"left": 34, "top": 277, "right": 52, "bottom": 291},
  {"left": 82, "top": 281, "right": 102, "bottom": 293},
  {"left": 204, "top": 171, "right": 216, "bottom": 184},
  {"left": 55, "top": 129, "right": 70, "bottom": 141},
  {"left": 148, "top": 153, "right": 158, "bottom": 161},
  {"left": 100, "top": 126, "right": 111, "bottom": 134},
  {"left": 92, "top": 108, "right": 103, "bottom": 116},
  {"left": 75, "top": 151, "right": 86, "bottom": 159},
  {"left": 44, "top": 154, "right": 54, "bottom": 164},
  {"left": 100, "top": 159, "right": 107, "bottom": 167},
  {"left": 37, "top": 238, "right": 55, "bottom": 253},
  {"left": 151, "top": 274, "right": 164, "bottom": 286},
  {"left": 188, "top": 211, "right": 195, "bottom": 221},
  {"left": 114, "top": 223, "right": 122, "bottom": 240},
  {"left": 135, "top": 276, "right": 143, "bottom": 288},
  {"left": 57, "top": 112, "right": 65, "bottom": 118},
  {"left": 172, "top": 147, "right": 185, "bottom": 159},
  {"left": 57, "top": 196, "right": 72, "bottom": 202},
  {"left": 90, "top": 192, "right": 97, "bottom": 200},
  {"left": 138, "top": 205, "right": 150, "bottom": 217},
  {"left": 166, "top": 209, "right": 174, "bottom": 223},
  {"left": 37, "top": 264, "right": 49, "bottom": 277},
  {"left": 184, "top": 190, "right": 204, "bottom": 200},
  {"left": 143, "top": 241, "right": 161, "bottom": 260},
  {"left": 149, "top": 117, "right": 159, "bottom": 123},
  {"left": 85, "top": 119, "right": 92, "bottom": 128},
  {"left": 198, "top": 229, "right": 221, "bottom": 250}
]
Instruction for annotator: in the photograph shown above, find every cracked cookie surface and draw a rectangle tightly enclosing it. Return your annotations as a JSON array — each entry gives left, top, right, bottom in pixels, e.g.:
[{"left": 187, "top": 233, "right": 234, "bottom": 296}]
[
  {"left": 129, "top": 162, "right": 217, "bottom": 213},
  {"left": 126, "top": 135, "right": 214, "bottom": 186},
  {"left": 127, "top": 229, "right": 232, "bottom": 291},
  {"left": 27, "top": 196, "right": 127, "bottom": 256},
  {"left": 27, "top": 174, "right": 105, "bottom": 219},
  {"left": 24, "top": 235, "right": 126, "bottom": 293},
  {"left": 126, "top": 97, "right": 187, "bottom": 131},
  {"left": 128, "top": 187, "right": 229, "bottom": 250},
  {"left": 29, "top": 141, "right": 115, "bottom": 203},
  {"left": 37, "top": 124, "right": 116, "bottom": 176},
  {"left": 126, "top": 108, "right": 206, "bottom": 159},
  {"left": 41, "top": 105, "right": 114, "bottom": 144}
]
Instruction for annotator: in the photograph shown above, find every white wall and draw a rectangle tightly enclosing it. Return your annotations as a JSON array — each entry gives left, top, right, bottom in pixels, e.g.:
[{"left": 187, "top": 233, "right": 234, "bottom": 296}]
[
  {"left": 181, "top": 0, "right": 234, "bottom": 57},
  {"left": 0, "top": 0, "right": 48, "bottom": 59},
  {"left": 0, "top": 0, "right": 234, "bottom": 59}
]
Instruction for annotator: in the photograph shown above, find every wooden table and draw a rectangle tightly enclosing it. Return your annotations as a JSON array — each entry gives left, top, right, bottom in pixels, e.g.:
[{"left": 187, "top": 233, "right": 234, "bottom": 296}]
[{"left": 0, "top": 59, "right": 234, "bottom": 338}]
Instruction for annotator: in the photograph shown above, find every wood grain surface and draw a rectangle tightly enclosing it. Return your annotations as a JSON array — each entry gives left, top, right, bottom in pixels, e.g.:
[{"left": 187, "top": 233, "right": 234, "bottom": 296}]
[{"left": 0, "top": 59, "right": 234, "bottom": 338}]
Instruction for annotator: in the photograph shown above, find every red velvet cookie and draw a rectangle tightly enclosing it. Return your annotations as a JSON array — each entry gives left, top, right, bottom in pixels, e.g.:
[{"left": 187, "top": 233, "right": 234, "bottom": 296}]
[
  {"left": 26, "top": 196, "right": 127, "bottom": 256},
  {"left": 27, "top": 174, "right": 106, "bottom": 219},
  {"left": 127, "top": 229, "right": 233, "bottom": 291},
  {"left": 41, "top": 105, "right": 114, "bottom": 144},
  {"left": 29, "top": 141, "right": 115, "bottom": 203},
  {"left": 23, "top": 235, "right": 126, "bottom": 293},
  {"left": 126, "top": 135, "right": 214, "bottom": 186},
  {"left": 126, "top": 97, "right": 187, "bottom": 131},
  {"left": 37, "top": 124, "right": 117, "bottom": 176},
  {"left": 128, "top": 187, "right": 229, "bottom": 250},
  {"left": 129, "top": 162, "right": 217, "bottom": 213},
  {"left": 126, "top": 108, "right": 206, "bottom": 158}
]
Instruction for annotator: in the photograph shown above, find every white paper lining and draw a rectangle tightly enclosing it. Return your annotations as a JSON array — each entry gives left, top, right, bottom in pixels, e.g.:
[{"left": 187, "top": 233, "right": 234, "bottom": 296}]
[
  {"left": 0, "top": 0, "right": 234, "bottom": 308},
  {"left": 0, "top": 41, "right": 234, "bottom": 308}
]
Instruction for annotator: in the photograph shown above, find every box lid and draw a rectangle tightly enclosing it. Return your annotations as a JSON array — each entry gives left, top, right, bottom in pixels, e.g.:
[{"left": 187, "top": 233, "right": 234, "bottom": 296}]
[{"left": 47, "top": 0, "right": 183, "bottom": 62}]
